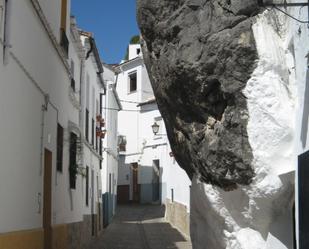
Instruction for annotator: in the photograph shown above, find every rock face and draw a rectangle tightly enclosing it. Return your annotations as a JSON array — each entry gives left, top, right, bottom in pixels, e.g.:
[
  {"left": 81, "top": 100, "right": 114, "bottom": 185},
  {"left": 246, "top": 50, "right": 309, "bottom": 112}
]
[
  {"left": 138, "top": 1, "right": 296, "bottom": 248},
  {"left": 137, "top": 0, "right": 259, "bottom": 190}
]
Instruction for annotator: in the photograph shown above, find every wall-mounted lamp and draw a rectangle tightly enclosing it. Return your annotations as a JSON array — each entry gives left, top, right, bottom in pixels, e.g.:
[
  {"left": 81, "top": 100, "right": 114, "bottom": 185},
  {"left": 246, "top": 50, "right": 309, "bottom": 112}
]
[
  {"left": 151, "top": 122, "right": 160, "bottom": 135},
  {"left": 151, "top": 122, "right": 167, "bottom": 136}
]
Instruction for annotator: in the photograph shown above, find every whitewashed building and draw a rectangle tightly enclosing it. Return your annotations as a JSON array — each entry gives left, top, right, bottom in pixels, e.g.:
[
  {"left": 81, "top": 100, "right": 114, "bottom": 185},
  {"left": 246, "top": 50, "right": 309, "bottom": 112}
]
[
  {"left": 0, "top": 1, "right": 107, "bottom": 248},
  {"left": 79, "top": 30, "right": 105, "bottom": 240},
  {"left": 101, "top": 63, "right": 122, "bottom": 227},
  {"left": 116, "top": 43, "right": 191, "bottom": 236}
]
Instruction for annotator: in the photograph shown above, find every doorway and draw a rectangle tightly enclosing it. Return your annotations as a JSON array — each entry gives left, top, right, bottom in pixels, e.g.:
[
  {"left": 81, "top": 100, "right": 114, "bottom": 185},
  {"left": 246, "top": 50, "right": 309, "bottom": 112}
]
[
  {"left": 152, "top": 160, "right": 160, "bottom": 203},
  {"left": 132, "top": 163, "right": 139, "bottom": 203},
  {"left": 299, "top": 150, "right": 309, "bottom": 248},
  {"left": 43, "top": 149, "right": 52, "bottom": 249}
]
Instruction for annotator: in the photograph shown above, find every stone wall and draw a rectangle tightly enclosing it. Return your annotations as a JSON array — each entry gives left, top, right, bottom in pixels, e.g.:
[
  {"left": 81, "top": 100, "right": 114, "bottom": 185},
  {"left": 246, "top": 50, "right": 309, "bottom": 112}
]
[{"left": 165, "top": 199, "right": 190, "bottom": 237}]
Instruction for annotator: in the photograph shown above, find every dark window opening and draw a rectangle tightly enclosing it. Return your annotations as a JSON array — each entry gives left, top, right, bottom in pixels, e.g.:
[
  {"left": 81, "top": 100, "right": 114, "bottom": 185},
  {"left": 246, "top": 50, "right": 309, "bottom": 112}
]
[
  {"left": 118, "top": 135, "right": 127, "bottom": 152},
  {"left": 60, "top": 28, "right": 69, "bottom": 57},
  {"left": 69, "top": 132, "right": 77, "bottom": 189},
  {"left": 129, "top": 72, "right": 137, "bottom": 93},
  {"left": 85, "top": 109, "right": 89, "bottom": 142},
  {"left": 86, "top": 166, "right": 89, "bottom": 206},
  {"left": 56, "top": 124, "right": 64, "bottom": 172},
  {"left": 70, "top": 60, "right": 75, "bottom": 91},
  {"left": 137, "top": 48, "right": 141, "bottom": 55},
  {"left": 92, "top": 118, "right": 95, "bottom": 147}
]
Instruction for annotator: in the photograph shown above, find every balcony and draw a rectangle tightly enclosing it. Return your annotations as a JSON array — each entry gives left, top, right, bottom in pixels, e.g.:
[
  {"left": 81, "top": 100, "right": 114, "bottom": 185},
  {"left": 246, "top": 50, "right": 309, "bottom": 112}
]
[{"left": 60, "top": 28, "right": 69, "bottom": 57}]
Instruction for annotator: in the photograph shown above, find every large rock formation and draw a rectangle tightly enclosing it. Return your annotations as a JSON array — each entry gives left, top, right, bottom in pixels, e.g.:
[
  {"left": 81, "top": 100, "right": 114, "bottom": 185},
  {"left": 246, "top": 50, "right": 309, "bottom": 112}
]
[
  {"left": 138, "top": 1, "right": 297, "bottom": 248},
  {"left": 137, "top": 0, "right": 259, "bottom": 189}
]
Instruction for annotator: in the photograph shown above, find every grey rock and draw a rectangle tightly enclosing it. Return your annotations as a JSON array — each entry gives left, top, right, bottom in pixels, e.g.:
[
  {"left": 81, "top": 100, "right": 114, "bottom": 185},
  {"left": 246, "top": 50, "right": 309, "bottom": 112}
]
[{"left": 137, "top": 0, "right": 260, "bottom": 189}]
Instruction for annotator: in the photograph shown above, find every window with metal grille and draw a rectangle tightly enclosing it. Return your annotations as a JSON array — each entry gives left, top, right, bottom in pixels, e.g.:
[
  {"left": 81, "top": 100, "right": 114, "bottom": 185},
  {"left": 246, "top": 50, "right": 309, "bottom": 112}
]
[
  {"left": 69, "top": 132, "right": 77, "bottom": 189},
  {"left": 86, "top": 166, "right": 89, "bottom": 206},
  {"left": 56, "top": 124, "right": 64, "bottom": 172},
  {"left": 91, "top": 118, "right": 95, "bottom": 147},
  {"left": 85, "top": 109, "right": 89, "bottom": 142}
]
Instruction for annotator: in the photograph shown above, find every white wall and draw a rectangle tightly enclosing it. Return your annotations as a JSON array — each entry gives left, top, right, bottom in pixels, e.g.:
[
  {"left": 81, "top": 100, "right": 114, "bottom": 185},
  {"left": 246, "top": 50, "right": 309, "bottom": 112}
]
[
  {"left": 116, "top": 55, "right": 191, "bottom": 207},
  {"left": 139, "top": 103, "right": 191, "bottom": 207},
  {"left": 128, "top": 44, "right": 141, "bottom": 60},
  {"left": 80, "top": 35, "right": 103, "bottom": 216},
  {"left": 101, "top": 64, "right": 120, "bottom": 215},
  {"left": 0, "top": 0, "right": 85, "bottom": 232}
]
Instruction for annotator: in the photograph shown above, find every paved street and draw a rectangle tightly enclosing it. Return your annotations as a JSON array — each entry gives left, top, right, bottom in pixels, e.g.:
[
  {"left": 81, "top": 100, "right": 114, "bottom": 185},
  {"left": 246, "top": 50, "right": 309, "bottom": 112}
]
[{"left": 88, "top": 205, "right": 192, "bottom": 249}]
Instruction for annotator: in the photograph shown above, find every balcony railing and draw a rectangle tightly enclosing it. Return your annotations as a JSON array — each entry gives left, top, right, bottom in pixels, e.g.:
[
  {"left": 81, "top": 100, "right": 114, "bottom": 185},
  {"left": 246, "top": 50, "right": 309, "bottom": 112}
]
[{"left": 60, "top": 28, "right": 69, "bottom": 57}]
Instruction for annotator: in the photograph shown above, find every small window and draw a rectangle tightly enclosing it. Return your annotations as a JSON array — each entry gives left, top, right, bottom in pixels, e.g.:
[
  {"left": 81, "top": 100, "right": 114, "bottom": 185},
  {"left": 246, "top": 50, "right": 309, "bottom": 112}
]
[
  {"left": 128, "top": 72, "right": 137, "bottom": 93},
  {"left": 70, "top": 60, "right": 75, "bottom": 91},
  {"left": 69, "top": 132, "right": 77, "bottom": 189},
  {"left": 91, "top": 118, "right": 95, "bottom": 147},
  {"left": 86, "top": 166, "right": 89, "bottom": 206},
  {"left": 118, "top": 135, "right": 127, "bottom": 152},
  {"left": 85, "top": 109, "right": 89, "bottom": 142},
  {"left": 137, "top": 48, "right": 141, "bottom": 55},
  {"left": 56, "top": 124, "right": 64, "bottom": 172}
]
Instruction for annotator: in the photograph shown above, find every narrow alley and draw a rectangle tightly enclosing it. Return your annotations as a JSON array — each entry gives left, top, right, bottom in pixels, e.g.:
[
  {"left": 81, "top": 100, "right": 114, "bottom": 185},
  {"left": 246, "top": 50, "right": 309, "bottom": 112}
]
[{"left": 88, "top": 205, "right": 192, "bottom": 249}]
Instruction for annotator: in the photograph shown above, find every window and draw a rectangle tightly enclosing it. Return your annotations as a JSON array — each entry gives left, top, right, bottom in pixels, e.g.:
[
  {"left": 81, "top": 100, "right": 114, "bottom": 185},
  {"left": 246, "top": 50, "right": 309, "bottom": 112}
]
[
  {"left": 70, "top": 60, "right": 75, "bottom": 91},
  {"left": 86, "top": 74, "right": 90, "bottom": 109},
  {"left": 128, "top": 72, "right": 137, "bottom": 93},
  {"left": 69, "top": 132, "right": 77, "bottom": 189},
  {"left": 59, "top": 0, "right": 69, "bottom": 58},
  {"left": 118, "top": 135, "right": 127, "bottom": 152},
  {"left": 56, "top": 124, "right": 64, "bottom": 172},
  {"left": 86, "top": 166, "right": 89, "bottom": 206},
  {"left": 85, "top": 109, "right": 89, "bottom": 142},
  {"left": 91, "top": 118, "right": 95, "bottom": 147},
  {"left": 137, "top": 48, "right": 141, "bottom": 55}
]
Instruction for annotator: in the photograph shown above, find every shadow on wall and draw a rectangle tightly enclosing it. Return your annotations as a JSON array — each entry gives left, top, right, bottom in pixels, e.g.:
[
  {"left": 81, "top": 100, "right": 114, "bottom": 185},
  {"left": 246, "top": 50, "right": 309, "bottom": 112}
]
[{"left": 301, "top": 61, "right": 309, "bottom": 148}]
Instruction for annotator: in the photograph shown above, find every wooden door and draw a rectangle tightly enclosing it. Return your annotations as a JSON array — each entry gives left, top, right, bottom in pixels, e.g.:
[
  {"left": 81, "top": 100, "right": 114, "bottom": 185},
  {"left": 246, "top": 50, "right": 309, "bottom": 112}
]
[
  {"left": 43, "top": 149, "right": 52, "bottom": 249},
  {"left": 132, "top": 163, "right": 139, "bottom": 203}
]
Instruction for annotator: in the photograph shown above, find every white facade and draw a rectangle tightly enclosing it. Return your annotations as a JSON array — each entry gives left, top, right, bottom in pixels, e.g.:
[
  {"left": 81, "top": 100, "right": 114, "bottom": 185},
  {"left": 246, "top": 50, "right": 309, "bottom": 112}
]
[
  {"left": 116, "top": 44, "right": 191, "bottom": 209},
  {"left": 0, "top": 1, "right": 105, "bottom": 247},
  {"left": 101, "top": 63, "right": 121, "bottom": 222},
  {"left": 0, "top": 0, "right": 80, "bottom": 234}
]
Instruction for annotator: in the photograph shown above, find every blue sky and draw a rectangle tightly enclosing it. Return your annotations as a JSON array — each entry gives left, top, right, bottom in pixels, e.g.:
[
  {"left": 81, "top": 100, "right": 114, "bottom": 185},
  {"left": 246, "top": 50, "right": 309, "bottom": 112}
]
[{"left": 71, "top": 0, "right": 140, "bottom": 64}]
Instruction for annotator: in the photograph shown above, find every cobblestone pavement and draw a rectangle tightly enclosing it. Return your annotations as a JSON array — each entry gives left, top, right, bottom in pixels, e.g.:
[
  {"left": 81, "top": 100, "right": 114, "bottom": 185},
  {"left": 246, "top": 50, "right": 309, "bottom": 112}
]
[{"left": 88, "top": 204, "right": 192, "bottom": 249}]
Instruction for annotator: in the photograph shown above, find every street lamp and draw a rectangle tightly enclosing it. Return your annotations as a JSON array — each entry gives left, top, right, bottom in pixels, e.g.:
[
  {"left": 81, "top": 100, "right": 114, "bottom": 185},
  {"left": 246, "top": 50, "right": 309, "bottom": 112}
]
[
  {"left": 151, "top": 122, "right": 160, "bottom": 135},
  {"left": 152, "top": 121, "right": 168, "bottom": 136}
]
